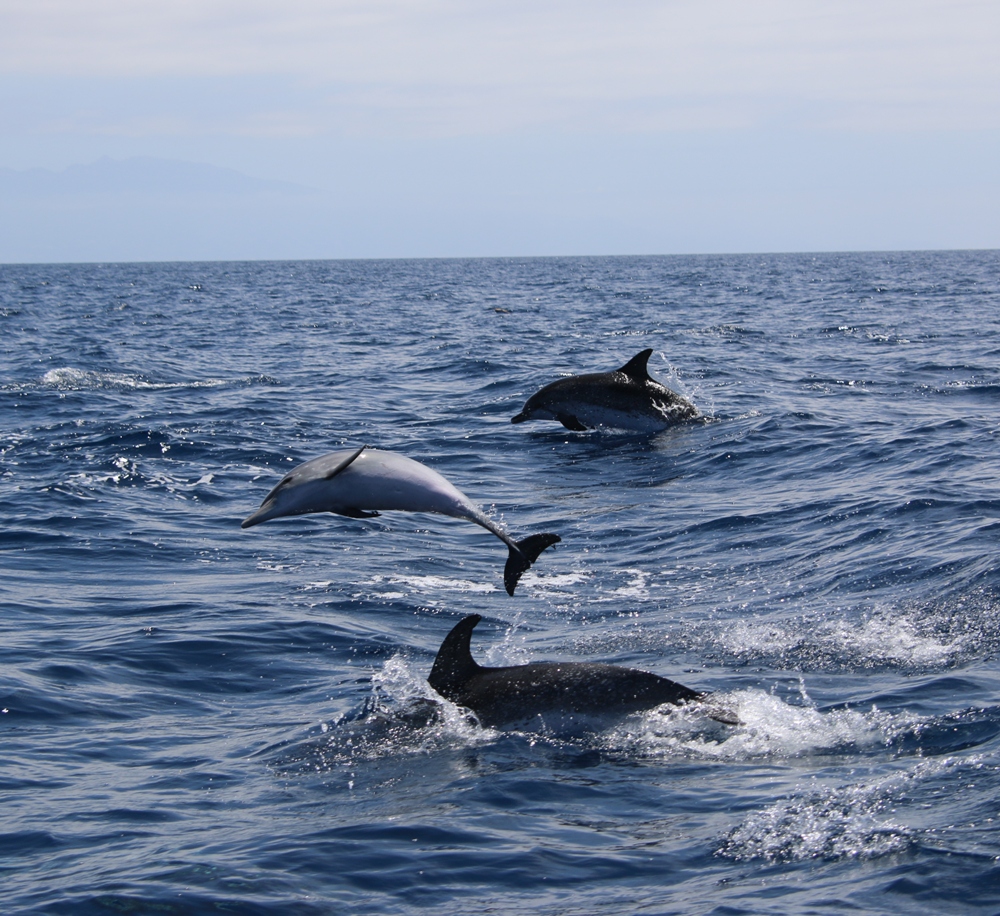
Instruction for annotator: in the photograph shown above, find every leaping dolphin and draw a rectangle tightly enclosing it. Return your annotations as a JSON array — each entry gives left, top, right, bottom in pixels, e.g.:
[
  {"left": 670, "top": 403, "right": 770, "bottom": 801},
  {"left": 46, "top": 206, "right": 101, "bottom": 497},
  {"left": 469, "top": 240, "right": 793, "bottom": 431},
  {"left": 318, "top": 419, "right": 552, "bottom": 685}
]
[
  {"left": 428, "top": 614, "right": 704, "bottom": 727},
  {"left": 242, "top": 446, "right": 560, "bottom": 595},
  {"left": 511, "top": 348, "right": 697, "bottom": 432}
]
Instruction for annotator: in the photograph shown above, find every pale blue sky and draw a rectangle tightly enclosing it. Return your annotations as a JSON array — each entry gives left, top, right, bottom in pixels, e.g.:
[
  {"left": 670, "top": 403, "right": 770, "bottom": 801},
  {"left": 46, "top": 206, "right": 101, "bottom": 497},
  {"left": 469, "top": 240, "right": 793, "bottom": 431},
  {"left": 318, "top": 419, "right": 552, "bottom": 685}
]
[{"left": 2, "top": 0, "right": 998, "bottom": 261}]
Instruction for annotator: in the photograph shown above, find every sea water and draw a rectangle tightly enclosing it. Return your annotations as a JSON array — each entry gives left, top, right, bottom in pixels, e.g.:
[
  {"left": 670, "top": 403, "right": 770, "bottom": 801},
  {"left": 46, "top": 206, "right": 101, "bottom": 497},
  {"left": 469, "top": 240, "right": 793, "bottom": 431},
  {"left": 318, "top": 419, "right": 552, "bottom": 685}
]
[{"left": 2, "top": 251, "right": 999, "bottom": 914}]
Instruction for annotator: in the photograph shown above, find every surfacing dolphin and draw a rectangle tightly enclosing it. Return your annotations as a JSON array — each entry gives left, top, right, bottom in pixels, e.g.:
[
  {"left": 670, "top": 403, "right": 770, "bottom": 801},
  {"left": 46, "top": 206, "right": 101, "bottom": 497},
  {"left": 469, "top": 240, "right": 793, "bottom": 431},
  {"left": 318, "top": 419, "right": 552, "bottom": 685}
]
[
  {"left": 511, "top": 348, "right": 697, "bottom": 432},
  {"left": 242, "top": 446, "right": 560, "bottom": 596},
  {"left": 428, "top": 614, "right": 704, "bottom": 727}
]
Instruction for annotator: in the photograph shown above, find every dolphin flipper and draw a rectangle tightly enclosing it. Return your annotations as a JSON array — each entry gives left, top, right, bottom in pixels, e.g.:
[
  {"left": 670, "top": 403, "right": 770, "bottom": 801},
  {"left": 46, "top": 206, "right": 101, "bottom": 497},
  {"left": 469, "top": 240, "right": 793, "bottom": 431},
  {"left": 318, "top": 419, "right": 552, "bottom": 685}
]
[
  {"left": 557, "top": 413, "right": 588, "bottom": 432},
  {"left": 504, "top": 533, "right": 561, "bottom": 596},
  {"left": 323, "top": 444, "right": 368, "bottom": 480},
  {"left": 336, "top": 508, "right": 380, "bottom": 519}
]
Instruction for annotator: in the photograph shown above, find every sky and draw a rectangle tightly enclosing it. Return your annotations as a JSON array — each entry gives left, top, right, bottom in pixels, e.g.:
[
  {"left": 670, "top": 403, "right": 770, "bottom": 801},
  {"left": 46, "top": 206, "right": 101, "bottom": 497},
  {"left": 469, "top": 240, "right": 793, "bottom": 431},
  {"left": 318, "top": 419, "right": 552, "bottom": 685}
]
[{"left": 1, "top": 0, "right": 999, "bottom": 261}]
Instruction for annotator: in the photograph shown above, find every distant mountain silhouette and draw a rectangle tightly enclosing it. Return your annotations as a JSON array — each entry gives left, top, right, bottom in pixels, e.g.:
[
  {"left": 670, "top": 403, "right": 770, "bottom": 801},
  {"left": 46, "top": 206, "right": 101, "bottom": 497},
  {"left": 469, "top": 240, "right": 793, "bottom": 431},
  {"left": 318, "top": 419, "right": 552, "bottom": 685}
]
[{"left": 0, "top": 156, "right": 339, "bottom": 262}]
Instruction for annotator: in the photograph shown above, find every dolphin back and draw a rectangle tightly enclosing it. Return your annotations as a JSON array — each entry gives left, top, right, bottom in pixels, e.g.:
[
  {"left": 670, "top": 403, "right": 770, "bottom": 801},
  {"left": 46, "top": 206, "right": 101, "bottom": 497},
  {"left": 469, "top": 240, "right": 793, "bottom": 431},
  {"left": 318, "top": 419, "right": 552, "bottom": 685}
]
[
  {"left": 462, "top": 663, "right": 702, "bottom": 727},
  {"left": 428, "top": 614, "right": 484, "bottom": 701},
  {"left": 616, "top": 348, "right": 655, "bottom": 382},
  {"left": 427, "top": 614, "right": 705, "bottom": 729}
]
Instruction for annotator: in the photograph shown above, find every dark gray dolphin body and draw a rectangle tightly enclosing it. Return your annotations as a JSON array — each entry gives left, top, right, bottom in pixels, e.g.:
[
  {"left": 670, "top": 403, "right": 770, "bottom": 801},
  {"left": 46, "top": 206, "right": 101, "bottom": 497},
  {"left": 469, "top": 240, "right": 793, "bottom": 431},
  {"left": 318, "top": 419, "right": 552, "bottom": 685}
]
[
  {"left": 242, "top": 446, "right": 560, "bottom": 596},
  {"left": 428, "top": 614, "right": 703, "bottom": 727},
  {"left": 511, "top": 348, "right": 697, "bottom": 432}
]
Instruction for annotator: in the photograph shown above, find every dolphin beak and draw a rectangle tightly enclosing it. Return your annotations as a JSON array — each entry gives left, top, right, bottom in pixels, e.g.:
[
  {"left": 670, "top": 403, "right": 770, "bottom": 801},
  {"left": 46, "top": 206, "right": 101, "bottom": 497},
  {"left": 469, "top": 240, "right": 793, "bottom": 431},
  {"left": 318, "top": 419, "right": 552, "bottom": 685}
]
[
  {"left": 241, "top": 500, "right": 274, "bottom": 528},
  {"left": 511, "top": 412, "right": 528, "bottom": 423}
]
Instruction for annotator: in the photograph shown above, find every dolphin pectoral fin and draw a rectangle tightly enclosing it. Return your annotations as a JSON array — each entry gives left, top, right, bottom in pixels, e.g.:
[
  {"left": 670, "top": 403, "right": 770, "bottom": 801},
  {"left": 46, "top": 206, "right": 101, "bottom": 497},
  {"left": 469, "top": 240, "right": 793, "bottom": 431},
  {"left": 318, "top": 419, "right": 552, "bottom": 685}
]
[
  {"left": 323, "top": 444, "right": 368, "bottom": 480},
  {"left": 503, "top": 533, "right": 561, "bottom": 596},
  {"left": 557, "top": 414, "right": 588, "bottom": 432},
  {"left": 702, "top": 703, "right": 741, "bottom": 727},
  {"left": 618, "top": 348, "right": 654, "bottom": 382},
  {"left": 336, "top": 508, "right": 380, "bottom": 519},
  {"left": 708, "top": 709, "right": 741, "bottom": 727}
]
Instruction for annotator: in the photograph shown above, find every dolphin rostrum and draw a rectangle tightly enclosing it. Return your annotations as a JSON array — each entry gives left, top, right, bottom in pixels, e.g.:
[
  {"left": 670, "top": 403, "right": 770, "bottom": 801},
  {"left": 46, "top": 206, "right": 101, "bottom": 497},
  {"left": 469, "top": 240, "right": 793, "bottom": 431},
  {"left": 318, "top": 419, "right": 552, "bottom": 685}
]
[
  {"left": 428, "top": 614, "right": 704, "bottom": 727},
  {"left": 242, "top": 446, "right": 560, "bottom": 595},
  {"left": 511, "top": 348, "right": 697, "bottom": 432}
]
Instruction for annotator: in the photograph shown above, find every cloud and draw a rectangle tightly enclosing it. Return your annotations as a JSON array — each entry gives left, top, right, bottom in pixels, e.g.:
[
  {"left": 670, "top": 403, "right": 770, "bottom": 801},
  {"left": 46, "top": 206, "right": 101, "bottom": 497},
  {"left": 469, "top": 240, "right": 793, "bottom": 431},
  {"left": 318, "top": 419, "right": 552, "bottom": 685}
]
[
  {"left": 3, "top": 2, "right": 998, "bottom": 258},
  {"left": 3, "top": 0, "right": 999, "bottom": 134}
]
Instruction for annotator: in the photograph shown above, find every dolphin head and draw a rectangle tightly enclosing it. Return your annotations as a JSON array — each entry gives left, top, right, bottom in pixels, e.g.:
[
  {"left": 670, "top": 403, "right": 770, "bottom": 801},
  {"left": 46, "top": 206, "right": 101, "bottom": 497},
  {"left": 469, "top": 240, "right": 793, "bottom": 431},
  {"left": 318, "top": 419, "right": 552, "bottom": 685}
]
[
  {"left": 241, "top": 468, "right": 351, "bottom": 528},
  {"left": 241, "top": 446, "right": 369, "bottom": 529},
  {"left": 241, "top": 475, "right": 302, "bottom": 528},
  {"left": 511, "top": 390, "right": 559, "bottom": 424}
]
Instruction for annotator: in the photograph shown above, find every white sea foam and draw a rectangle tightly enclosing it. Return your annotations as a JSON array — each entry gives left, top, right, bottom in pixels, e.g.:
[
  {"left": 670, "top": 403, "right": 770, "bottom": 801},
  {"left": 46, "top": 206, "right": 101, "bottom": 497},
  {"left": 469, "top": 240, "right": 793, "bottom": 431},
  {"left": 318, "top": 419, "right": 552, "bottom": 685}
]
[
  {"left": 717, "top": 607, "right": 968, "bottom": 670},
  {"left": 718, "top": 775, "right": 913, "bottom": 862},
  {"left": 611, "top": 568, "right": 648, "bottom": 598},
  {"left": 373, "top": 574, "right": 497, "bottom": 594},
  {"left": 607, "top": 689, "right": 909, "bottom": 761},
  {"left": 716, "top": 755, "right": 987, "bottom": 863},
  {"left": 40, "top": 367, "right": 271, "bottom": 391},
  {"left": 525, "top": 571, "right": 589, "bottom": 593},
  {"left": 368, "top": 655, "right": 497, "bottom": 746}
]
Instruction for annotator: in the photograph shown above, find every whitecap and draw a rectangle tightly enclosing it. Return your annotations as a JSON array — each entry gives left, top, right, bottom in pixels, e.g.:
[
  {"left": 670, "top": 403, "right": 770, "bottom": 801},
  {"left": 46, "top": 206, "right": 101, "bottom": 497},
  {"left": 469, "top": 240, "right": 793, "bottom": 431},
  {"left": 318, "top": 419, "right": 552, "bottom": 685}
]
[
  {"left": 716, "top": 755, "right": 985, "bottom": 863},
  {"left": 716, "top": 607, "right": 969, "bottom": 671},
  {"left": 717, "top": 776, "right": 913, "bottom": 862},
  {"left": 374, "top": 574, "right": 497, "bottom": 594},
  {"left": 40, "top": 367, "right": 275, "bottom": 391}
]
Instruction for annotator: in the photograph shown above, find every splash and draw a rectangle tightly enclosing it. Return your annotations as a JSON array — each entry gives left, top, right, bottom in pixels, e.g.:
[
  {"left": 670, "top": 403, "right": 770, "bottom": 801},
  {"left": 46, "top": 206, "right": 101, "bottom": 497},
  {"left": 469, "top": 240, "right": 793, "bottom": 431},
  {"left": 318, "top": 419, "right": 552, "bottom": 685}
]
[
  {"left": 286, "top": 655, "right": 495, "bottom": 775},
  {"left": 605, "top": 689, "right": 907, "bottom": 761}
]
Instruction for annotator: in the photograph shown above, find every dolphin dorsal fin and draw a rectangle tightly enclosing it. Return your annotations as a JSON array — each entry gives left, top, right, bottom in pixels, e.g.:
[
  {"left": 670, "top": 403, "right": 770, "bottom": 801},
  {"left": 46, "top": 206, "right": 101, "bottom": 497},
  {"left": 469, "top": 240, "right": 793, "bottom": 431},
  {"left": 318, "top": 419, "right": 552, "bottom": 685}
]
[
  {"left": 617, "top": 349, "right": 654, "bottom": 382},
  {"left": 323, "top": 444, "right": 368, "bottom": 480},
  {"left": 428, "top": 614, "right": 483, "bottom": 701}
]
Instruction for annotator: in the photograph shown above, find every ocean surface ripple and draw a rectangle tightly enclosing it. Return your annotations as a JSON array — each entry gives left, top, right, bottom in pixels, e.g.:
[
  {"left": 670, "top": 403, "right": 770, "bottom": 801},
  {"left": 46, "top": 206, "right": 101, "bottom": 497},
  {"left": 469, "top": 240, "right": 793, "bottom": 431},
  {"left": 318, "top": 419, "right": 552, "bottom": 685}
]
[{"left": 2, "top": 251, "right": 999, "bottom": 914}]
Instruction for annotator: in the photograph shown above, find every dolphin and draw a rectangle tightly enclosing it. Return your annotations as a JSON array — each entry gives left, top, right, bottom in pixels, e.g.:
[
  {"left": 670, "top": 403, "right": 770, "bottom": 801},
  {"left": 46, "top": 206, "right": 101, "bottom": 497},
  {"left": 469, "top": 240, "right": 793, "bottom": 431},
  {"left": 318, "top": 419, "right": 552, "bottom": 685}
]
[
  {"left": 242, "top": 446, "right": 560, "bottom": 596},
  {"left": 427, "top": 614, "right": 704, "bottom": 727},
  {"left": 511, "top": 348, "right": 697, "bottom": 432}
]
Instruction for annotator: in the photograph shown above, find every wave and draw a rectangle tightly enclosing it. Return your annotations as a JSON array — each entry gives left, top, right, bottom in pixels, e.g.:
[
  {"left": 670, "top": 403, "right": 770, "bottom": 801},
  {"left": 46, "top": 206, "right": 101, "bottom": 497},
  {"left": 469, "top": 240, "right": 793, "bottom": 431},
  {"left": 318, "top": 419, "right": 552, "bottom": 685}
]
[{"left": 36, "top": 367, "right": 279, "bottom": 392}]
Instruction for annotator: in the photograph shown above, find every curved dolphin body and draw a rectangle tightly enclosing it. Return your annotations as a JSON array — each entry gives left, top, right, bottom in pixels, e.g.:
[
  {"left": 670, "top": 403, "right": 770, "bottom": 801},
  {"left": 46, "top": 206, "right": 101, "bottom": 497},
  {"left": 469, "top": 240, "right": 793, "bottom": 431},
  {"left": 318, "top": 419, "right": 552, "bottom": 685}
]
[
  {"left": 428, "top": 614, "right": 703, "bottom": 727},
  {"left": 511, "top": 348, "right": 697, "bottom": 432},
  {"left": 242, "top": 447, "right": 560, "bottom": 595}
]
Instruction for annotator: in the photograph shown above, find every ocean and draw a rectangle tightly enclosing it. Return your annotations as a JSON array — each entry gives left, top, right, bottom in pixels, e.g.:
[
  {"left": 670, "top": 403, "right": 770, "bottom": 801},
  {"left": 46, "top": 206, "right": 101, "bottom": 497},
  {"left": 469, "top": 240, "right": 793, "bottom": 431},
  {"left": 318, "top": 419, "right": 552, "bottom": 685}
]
[{"left": 2, "top": 251, "right": 999, "bottom": 914}]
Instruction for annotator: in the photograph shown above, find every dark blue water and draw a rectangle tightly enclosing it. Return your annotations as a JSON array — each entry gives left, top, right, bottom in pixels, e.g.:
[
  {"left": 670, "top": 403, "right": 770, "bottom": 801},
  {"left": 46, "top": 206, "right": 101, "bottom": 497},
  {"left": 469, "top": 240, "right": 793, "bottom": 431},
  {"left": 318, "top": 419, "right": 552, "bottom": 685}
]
[{"left": 2, "top": 252, "right": 1000, "bottom": 914}]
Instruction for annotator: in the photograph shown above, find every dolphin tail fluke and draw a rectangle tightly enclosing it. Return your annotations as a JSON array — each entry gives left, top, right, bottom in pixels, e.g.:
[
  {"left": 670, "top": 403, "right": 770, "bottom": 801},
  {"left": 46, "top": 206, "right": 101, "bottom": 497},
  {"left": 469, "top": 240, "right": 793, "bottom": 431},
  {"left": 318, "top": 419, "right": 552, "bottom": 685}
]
[{"left": 503, "top": 533, "right": 561, "bottom": 596}]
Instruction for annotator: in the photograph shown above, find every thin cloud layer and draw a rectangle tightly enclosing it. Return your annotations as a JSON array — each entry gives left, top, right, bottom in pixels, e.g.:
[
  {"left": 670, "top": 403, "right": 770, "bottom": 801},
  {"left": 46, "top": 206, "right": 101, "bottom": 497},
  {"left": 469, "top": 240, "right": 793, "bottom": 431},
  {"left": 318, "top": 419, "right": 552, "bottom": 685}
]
[{"left": 3, "top": 0, "right": 999, "bottom": 134}]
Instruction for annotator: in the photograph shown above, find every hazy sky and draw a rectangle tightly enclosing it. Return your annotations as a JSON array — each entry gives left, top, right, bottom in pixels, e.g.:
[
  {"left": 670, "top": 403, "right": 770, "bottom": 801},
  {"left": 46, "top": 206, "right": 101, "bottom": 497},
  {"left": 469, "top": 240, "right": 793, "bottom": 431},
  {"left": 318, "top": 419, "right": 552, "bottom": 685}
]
[{"left": 2, "top": 0, "right": 999, "bottom": 260}]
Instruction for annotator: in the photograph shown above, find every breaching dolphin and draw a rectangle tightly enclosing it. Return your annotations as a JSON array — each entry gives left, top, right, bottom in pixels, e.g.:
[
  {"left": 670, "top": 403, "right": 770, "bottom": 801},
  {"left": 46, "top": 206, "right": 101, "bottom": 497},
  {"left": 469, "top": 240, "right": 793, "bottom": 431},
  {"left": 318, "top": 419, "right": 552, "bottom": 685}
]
[
  {"left": 428, "top": 614, "right": 704, "bottom": 727},
  {"left": 242, "top": 446, "right": 560, "bottom": 596},
  {"left": 511, "top": 348, "right": 697, "bottom": 432}
]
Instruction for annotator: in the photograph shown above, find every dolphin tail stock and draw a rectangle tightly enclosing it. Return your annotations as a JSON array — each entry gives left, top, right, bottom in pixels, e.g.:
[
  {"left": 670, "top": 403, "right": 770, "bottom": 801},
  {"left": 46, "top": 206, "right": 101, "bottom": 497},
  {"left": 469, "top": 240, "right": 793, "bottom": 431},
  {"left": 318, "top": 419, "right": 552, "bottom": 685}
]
[{"left": 503, "top": 533, "right": 561, "bottom": 596}]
